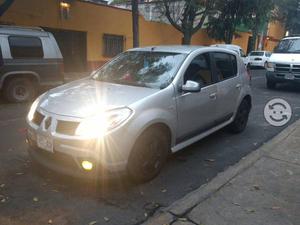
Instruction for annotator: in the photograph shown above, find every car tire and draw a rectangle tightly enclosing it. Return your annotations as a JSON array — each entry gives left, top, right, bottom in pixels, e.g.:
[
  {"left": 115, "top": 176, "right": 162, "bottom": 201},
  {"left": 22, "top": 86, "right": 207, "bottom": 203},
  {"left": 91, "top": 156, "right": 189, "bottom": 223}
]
[
  {"left": 228, "top": 99, "right": 251, "bottom": 134},
  {"left": 266, "top": 79, "right": 276, "bottom": 89},
  {"left": 127, "top": 127, "right": 170, "bottom": 183},
  {"left": 3, "top": 77, "right": 37, "bottom": 103}
]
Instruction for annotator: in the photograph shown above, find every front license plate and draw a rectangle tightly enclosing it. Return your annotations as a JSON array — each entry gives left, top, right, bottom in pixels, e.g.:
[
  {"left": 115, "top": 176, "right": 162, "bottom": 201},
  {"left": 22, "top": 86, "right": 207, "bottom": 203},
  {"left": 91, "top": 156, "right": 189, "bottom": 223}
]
[
  {"left": 37, "top": 134, "right": 53, "bottom": 152},
  {"left": 285, "top": 74, "right": 295, "bottom": 80}
]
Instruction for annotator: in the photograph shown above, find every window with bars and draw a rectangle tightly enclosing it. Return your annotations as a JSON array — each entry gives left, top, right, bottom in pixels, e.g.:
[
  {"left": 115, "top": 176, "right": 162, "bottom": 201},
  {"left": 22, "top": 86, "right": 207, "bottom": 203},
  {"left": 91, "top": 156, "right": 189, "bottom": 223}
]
[{"left": 103, "top": 34, "right": 124, "bottom": 57}]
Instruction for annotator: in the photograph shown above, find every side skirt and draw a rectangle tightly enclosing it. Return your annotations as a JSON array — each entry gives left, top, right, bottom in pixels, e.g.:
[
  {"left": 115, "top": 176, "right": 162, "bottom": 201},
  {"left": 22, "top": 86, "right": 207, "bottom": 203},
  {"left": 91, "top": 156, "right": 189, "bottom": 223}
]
[{"left": 171, "top": 117, "right": 234, "bottom": 153}]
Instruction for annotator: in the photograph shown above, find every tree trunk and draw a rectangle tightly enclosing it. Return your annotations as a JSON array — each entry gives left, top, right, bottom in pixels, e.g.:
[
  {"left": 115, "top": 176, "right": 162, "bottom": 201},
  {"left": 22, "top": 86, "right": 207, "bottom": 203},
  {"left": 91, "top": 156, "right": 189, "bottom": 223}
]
[
  {"left": 132, "top": 0, "right": 139, "bottom": 48},
  {"left": 250, "top": 28, "right": 258, "bottom": 51},
  {"left": 182, "top": 31, "right": 192, "bottom": 45},
  {"left": 0, "top": 0, "right": 15, "bottom": 17}
]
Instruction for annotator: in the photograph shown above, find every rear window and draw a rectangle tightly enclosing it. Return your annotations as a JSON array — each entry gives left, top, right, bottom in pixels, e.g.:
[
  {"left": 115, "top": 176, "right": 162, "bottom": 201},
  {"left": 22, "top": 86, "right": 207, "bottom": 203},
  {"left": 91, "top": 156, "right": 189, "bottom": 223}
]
[
  {"left": 250, "top": 51, "right": 264, "bottom": 56},
  {"left": 8, "top": 36, "right": 44, "bottom": 58},
  {"left": 214, "top": 52, "right": 237, "bottom": 81}
]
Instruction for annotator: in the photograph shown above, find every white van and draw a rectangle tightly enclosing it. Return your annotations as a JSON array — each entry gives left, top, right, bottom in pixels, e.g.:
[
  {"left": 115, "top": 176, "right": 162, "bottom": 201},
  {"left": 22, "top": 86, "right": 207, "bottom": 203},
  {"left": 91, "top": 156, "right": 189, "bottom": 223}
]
[
  {"left": 0, "top": 25, "right": 63, "bottom": 102},
  {"left": 266, "top": 36, "right": 300, "bottom": 89}
]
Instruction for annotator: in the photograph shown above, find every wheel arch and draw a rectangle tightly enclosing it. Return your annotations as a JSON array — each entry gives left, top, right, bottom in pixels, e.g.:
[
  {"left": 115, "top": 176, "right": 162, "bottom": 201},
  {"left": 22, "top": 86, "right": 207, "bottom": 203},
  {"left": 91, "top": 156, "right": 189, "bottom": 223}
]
[{"left": 0, "top": 71, "right": 40, "bottom": 89}]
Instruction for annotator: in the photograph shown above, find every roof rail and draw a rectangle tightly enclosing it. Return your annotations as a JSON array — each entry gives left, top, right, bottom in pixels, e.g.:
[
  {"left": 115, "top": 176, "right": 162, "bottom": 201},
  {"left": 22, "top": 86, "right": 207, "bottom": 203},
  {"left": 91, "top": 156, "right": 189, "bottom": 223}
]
[
  {"left": 284, "top": 34, "right": 300, "bottom": 38},
  {"left": 0, "top": 25, "right": 44, "bottom": 32}
]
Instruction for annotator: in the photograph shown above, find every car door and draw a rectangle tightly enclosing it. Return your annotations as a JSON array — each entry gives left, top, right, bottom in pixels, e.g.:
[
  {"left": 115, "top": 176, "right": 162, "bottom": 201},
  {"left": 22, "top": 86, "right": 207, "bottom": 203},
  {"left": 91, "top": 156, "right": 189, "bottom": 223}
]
[
  {"left": 176, "top": 52, "right": 218, "bottom": 143},
  {"left": 212, "top": 52, "right": 242, "bottom": 123}
]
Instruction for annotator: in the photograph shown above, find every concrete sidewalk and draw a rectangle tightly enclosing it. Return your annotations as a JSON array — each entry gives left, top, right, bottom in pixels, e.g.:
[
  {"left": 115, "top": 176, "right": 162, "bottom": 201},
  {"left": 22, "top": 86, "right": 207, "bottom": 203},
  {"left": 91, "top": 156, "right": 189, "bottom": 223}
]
[{"left": 142, "top": 120, "right": 300, "bottom": 225}]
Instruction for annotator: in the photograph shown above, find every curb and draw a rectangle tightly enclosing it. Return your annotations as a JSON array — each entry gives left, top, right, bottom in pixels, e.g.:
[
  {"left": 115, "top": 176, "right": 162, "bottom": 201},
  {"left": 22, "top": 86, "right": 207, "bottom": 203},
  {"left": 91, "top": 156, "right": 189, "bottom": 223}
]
[{"left": 141, "top": 119, "right": 300, "bottom": 225}]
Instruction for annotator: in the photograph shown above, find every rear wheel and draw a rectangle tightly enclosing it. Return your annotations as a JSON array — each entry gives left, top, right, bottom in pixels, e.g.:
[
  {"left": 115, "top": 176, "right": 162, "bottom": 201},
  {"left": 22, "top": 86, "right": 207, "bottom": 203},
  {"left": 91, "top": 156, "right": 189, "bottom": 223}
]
[
  {"left": 266, "top": 79, "right": 276, "bottom": 89},
  {"left": 127, "top": 128, "right": 170, "bottom": 183},
  {"left": 3, "top": 77, "right": 37, "bottom": 103},
  {"left": 228, "top": 99, "right": 251, "bottom": 134}
]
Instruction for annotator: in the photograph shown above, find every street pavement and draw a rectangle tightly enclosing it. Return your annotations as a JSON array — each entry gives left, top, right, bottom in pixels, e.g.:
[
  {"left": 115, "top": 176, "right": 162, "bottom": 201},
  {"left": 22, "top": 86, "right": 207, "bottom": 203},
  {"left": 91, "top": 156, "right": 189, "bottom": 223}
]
[
  {"left": 0, "top": 69, "right": 300, "bottom": 225},
  {"left": 142, "top": 117, "right": 300, "bottom": 225}
]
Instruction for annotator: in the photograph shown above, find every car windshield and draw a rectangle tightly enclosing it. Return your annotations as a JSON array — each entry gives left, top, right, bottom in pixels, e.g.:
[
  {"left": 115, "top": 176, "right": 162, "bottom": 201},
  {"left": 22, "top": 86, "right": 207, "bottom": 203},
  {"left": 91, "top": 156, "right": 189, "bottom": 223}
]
[
  {"left": 92, "top": 51, "right": 187, "bottom": 89},
  {"left": 249, "top": 51, "right": 264, "bottom": 56},
  {"left": 274, "top": 38, "right": 300, "bottom": 53}
]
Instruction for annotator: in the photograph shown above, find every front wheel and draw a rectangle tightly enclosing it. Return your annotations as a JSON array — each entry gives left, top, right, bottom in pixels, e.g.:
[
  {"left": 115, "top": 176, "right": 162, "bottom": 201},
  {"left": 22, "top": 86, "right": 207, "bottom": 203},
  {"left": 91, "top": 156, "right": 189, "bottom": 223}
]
[
  {"left": 228, "top": 100, "right": 251, "bottom": 134},
  {"left": 127, "top": 128, "right": 170, "bottom": 183}
]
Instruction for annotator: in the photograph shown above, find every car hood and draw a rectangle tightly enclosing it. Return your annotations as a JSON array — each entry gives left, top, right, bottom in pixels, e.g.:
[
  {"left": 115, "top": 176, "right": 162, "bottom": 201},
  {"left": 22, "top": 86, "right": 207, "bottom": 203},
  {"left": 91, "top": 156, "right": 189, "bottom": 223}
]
[
  {"left": 269, "top": 53, "right": 300, "bottom": 64},
  {"left": 39, "top": 78, "right": 159, "bottom": 118}
]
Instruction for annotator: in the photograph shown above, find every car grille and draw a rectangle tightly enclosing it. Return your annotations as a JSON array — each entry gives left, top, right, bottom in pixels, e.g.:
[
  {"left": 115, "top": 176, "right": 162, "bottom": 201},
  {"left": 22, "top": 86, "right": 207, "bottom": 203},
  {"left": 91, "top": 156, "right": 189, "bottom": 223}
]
[
  {"left": 275, "top": 63, "right": 300, "bottom": 74},
  {"left": 56, "top": 120, "right": 80, "bottom": 136},
  {"left": 32, "top": 111, "right": 45, "bottom": 126}
]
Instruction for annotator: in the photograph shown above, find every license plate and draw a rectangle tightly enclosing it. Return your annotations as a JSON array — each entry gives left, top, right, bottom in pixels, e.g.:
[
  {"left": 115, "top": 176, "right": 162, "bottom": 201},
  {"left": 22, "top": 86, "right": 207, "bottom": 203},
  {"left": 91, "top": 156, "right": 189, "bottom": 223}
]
[
  {"left": 37, "top": 134, "right": 53, "bottom": 152},
  {"left": 285, "top": 74, "right": 295, "bottom": 80}
]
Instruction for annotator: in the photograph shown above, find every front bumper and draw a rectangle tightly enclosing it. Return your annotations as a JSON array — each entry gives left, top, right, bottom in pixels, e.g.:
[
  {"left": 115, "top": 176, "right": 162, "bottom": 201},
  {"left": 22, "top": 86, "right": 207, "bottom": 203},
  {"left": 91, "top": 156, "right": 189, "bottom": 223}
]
[
  {"left": 266, "top": 71, "right": 300, "bottom": 84},
  {"left": 249, "top": 61, "right": 265, "bottom": 67},
  {"left": 26, "top": 109, "right": 131, "bottom": 179}
]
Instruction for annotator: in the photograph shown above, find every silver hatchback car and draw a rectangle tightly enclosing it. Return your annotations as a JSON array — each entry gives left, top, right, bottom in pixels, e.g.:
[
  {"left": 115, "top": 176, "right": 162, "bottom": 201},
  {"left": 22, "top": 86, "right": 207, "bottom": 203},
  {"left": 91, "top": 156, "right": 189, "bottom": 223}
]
[{"left": 26, "top": 46, "right": 252, "bottom": 183}]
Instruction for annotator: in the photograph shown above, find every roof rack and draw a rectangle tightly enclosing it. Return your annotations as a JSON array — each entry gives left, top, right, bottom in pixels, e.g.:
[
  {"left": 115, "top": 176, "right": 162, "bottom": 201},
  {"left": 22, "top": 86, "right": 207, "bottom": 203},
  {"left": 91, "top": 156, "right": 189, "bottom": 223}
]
[{"left": 0, "top": 25, "right": 44, "bottom": 32}]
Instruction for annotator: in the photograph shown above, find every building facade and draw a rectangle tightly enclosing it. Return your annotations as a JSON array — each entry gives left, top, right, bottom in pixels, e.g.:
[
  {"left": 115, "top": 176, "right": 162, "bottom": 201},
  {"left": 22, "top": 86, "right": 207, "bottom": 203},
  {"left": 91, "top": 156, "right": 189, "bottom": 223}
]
[{"left": 0, "top": 0, "right": 286, "bottom": 73}]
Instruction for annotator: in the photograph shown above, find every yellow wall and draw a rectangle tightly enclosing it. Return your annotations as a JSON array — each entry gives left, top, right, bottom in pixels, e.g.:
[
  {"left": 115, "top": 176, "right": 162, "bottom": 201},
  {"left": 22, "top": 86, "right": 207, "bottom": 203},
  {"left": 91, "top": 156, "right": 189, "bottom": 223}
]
[
  {"left": 265, "top": 21, "right": 286, "bottom": 51},
  {"left": 0, "top": 0, "right": 283, "bottom": 67}
]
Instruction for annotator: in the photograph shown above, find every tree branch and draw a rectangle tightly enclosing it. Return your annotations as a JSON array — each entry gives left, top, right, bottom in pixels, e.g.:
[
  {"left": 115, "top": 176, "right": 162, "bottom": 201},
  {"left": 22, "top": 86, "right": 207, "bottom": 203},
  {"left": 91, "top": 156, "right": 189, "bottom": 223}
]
[{"left": 0, "top": 0, "right": 15, "bottom": 17}]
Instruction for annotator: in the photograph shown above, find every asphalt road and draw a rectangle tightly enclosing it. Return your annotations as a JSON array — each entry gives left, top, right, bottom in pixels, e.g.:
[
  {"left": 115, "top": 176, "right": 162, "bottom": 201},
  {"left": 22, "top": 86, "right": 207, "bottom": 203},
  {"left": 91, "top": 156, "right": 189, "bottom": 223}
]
[{"left": 0, "top": 69, "right": 299, "bottom": 225}]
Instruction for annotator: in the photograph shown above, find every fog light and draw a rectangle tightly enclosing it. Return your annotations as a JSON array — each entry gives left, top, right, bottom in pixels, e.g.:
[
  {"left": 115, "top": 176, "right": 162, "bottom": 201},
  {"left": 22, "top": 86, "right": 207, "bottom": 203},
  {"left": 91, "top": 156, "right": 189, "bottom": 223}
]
[{"left": 81, "top": 160, "right": 93, "bottom": 171}]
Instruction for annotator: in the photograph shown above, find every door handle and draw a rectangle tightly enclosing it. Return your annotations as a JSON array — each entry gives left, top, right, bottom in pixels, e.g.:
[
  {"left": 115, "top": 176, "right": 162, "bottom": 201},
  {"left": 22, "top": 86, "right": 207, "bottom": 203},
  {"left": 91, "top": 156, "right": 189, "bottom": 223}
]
[
  {"left": 236, "top": 84, "right": 242, "bottom": 89},
  {"left": 209, "top": 93, "right": 217, "bottom": 99}
]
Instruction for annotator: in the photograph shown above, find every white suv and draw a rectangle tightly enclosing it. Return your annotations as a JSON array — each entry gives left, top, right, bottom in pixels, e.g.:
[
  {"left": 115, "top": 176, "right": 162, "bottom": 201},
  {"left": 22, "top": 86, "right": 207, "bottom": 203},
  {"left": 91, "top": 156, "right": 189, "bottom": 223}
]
[
  {"left": 266, "top": 36, "right": 300, "bottom": 88},
  {"left": 26, "top": 46, "right": 252, "bottom": 183}
]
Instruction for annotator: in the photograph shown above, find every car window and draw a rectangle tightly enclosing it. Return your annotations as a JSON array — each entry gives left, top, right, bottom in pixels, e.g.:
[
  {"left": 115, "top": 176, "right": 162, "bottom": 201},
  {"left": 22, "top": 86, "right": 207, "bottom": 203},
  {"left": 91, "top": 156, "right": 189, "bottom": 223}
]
[
  {"left": 8, "top": 36, "right": 44, "bottom": 58},
  {"left": 213, "top": 52, "right": 237, "bottom": 81},
  {"left": 266, "top": 52, "right": 272, "bottom": 57},
  {"left": 184, "top": 53, "right": 212, "bottom": 87},
  {"left": 93, "top": 51, "right": 187, "bottom": 89},
  {"left": 250, "top": 51, "right": 264, "bottom": 56}
]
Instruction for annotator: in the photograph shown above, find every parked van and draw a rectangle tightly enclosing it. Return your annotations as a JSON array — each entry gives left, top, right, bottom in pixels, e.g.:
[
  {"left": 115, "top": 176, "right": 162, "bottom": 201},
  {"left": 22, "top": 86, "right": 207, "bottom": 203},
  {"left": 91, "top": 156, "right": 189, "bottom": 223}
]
[
  {"left": 266, "top": 36, "right": 300, "bottom": 89},
  {"left": 0, "top": 25, "right": 63, "bottom": 102}
]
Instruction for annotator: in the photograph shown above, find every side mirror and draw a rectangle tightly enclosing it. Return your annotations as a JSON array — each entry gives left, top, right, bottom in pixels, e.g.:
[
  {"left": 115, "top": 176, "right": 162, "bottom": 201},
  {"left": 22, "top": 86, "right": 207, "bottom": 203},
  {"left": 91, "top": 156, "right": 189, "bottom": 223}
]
[{"left": 182, "top": 80, "right": 201, "bottom": 93}]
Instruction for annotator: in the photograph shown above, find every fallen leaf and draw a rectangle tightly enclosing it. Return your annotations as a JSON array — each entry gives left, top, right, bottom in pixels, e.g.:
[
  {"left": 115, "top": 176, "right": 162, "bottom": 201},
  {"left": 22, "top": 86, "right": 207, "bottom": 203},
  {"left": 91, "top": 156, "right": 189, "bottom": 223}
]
[
  {"left": 178, "top": 217, "right": 188, "bottom": 222},
  {"left": 0, "top": 184, "right": 5, "bottom": 188},
  {"left": 52, "top": 190, "right": 59, "bottom": 193},
  {"left": 16, "top": 172, "right": 24, "bottom": 176},
  {"left": 253, "top": 185, "right": 260, "bottom": 190},
  {"left": 48, "top": 219, "right": 53, "bottom": 224},
  {"left": 1, "top": 199, "right": 6, "bottom": 203},
  {"left": 271, "top": 206, "right": 281, "bottom": 210},
  {"left": 287, "top": 170, "right": 293, "bottom": 176},
  {"left": 161, "top": 188, "right": 167, "bottom": 193},
  {"left": 144, "top": 213, "right": 148, "bottom": 217},
  {"left": 103, "top": 217, "right": 110, "bottom": 222},
  {"left": 246, "top": 208, "right": 255, "bottom": 213},
  {"left": 205, "top": 159, "right": 215, "bottom": 162},
  {"left": 89, "top": 221, "right": 97, "bottom": 225},
  {"left": 233, "top": 202, "right": 241, "bottom": 206},
  {"left": 33, "top": 197, "right": 39, "bottom": 202}
]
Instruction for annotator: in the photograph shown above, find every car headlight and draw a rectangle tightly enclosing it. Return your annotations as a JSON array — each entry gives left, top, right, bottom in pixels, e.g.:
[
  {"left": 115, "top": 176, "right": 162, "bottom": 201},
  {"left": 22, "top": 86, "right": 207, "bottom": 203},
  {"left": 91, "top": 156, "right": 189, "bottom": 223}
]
[
  {"left": 75, "top": 107, "right": 133, "bottom": 138},
  {"left": 27, "top": 94, "right": 45, "bottom": 122},
  {"left": 266, "top": 62, "right": 275, "bottom": 71}
]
